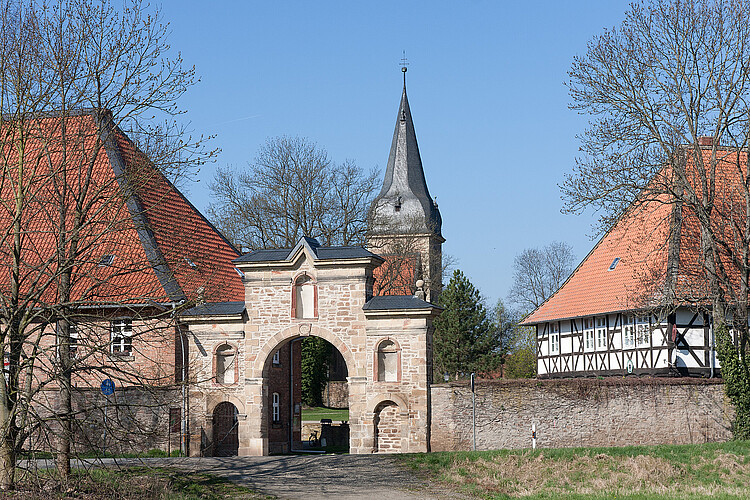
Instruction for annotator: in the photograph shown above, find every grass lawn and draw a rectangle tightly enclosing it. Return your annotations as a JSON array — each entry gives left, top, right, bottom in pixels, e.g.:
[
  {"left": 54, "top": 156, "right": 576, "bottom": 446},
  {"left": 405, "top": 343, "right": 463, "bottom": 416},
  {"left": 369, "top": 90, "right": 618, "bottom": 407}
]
[
  {"left": 398, "top": 441, "right": 750, "bottom": 499},
  {"left": 301, "top": 406, "right": 349, "bottom": 422},
  {"left": 3, "top": 467, "right": 271, "bottom": 499}
]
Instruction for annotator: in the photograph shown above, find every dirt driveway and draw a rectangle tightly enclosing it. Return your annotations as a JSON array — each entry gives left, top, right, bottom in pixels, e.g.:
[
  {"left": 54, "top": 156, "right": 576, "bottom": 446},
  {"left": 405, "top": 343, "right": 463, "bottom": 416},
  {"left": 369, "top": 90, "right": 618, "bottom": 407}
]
[{"left": 165, "top": 454, "right": 466, "bottom": 499}]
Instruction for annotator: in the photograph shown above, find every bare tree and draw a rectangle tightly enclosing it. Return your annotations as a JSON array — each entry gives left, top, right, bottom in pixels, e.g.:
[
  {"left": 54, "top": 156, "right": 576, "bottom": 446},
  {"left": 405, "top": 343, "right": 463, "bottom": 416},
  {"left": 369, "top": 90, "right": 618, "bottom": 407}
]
[
  {"left": 0, "top": 0, "right": 212, "bottom": 488},
  {"left": 508, "top": 242, "right": 575, "bottom": 312},
  {"left": 208, "top": 136, "right": 379, "bottom": 250},
  {"left": 563, "top": 0, "right": 750, "bottom": 436}
]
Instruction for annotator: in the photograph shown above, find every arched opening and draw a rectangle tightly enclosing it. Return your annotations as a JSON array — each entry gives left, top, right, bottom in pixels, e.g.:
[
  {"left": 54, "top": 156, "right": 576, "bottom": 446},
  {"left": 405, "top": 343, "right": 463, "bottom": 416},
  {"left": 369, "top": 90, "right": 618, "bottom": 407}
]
[
  {"left": 263, "top": 335, "right": 349, "bottom": 454},
  {"left": 215, "top": 343, "right": 237, "bottom": 385},
  {"left": 212, "top": 402, "right": 239, "bottom": 456},
  {"left": 374, "top": 400, "right": 402, "bottom": 453},
  {"left": 376, "top": 339, "right": 400, "bottom": 382},
  {"left": 292, "top": 274, "right": 317, "bottom": 319}
]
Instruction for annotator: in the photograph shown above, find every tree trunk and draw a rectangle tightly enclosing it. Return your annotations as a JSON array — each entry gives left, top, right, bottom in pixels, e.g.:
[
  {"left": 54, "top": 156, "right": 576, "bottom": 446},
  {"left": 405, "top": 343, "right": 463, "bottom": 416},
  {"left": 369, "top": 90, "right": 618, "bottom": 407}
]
[{"left": 0, "top": 436, "right": 14, "bottom": 490}]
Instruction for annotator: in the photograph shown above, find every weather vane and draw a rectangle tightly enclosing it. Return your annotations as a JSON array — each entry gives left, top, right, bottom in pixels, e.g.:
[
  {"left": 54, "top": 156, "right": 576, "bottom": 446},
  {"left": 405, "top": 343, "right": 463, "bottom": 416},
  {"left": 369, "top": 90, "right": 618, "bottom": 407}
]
[{"left": 400, "top": 50, "right": 409, "bottom": 86}]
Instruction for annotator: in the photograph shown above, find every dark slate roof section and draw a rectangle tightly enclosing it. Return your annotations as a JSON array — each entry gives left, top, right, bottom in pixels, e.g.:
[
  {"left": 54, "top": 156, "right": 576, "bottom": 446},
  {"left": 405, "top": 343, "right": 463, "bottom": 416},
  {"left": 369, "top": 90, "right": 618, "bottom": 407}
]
[
  {"left": 181, "top": 301, "right": 246, "bottom": 317},
  {"left": 363, "top": 295, "right": 442, "bottom": 311},
  {"left": 234, "top": 248, "right": 291, "bottom": 263},
  {"left": 371, "top": 79, "right": 442, "bottom": 237},
  {"left": 234, "top": 238, "right": 382, "bottom": 263},
  {"left": 316, "top": 246, "right": 381, "bottom": 260}
]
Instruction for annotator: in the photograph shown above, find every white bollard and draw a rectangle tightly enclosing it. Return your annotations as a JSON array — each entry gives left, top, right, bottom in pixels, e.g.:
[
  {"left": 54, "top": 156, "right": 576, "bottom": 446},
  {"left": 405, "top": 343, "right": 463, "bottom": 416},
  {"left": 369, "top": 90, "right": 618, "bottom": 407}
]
[{"left": 532, "top": 423, "right": 537, "bottom": 450}]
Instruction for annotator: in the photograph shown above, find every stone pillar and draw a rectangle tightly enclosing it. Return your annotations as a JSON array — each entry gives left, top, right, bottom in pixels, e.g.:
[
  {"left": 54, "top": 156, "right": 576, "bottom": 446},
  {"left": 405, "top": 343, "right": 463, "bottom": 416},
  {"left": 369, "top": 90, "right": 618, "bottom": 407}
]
[
  {"left": 347, "top": 376, "right": 369, "bottom": 453},
  {"left": 240, "top": 378, "right": 267, "bottom": 456}
]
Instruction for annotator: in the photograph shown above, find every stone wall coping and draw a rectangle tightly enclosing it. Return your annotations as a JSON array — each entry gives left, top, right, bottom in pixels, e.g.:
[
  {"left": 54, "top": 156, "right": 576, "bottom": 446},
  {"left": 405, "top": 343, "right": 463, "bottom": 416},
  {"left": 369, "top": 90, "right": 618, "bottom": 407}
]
[{"left": 433, "top": 376, "right": 725, "bottom": 389}]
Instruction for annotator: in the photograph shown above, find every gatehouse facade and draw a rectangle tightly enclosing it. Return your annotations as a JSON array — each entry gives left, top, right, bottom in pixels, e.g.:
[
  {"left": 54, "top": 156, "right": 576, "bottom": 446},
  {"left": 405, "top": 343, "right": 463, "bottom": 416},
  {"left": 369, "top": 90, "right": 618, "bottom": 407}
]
[{"left": 181, "top": 70, "right": 444, "bottom": 456}]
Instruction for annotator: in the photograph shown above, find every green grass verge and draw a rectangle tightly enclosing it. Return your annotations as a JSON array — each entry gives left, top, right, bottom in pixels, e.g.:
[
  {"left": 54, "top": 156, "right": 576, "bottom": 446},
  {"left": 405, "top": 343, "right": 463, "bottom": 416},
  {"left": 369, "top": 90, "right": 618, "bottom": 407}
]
[
  {"left": 398, "top": 441, "right": 750, "bottom": 499},
  {"left": 301, "top": 406, "right": 349, "bottom": 422}
]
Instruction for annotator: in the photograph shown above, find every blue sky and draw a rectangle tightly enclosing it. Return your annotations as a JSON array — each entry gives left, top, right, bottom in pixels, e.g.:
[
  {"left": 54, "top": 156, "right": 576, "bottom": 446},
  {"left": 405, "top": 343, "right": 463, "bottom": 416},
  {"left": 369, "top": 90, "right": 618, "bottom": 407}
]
[{"left": 159, "top": 1, "right": 630, "bottom": 308}]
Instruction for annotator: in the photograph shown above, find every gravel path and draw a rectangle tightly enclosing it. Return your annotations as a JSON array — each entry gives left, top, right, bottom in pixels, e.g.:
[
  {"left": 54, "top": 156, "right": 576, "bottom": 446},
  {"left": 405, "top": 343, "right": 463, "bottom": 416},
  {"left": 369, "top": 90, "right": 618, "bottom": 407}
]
[
  {"left": 85, "top": 454, "right": 468, "bottom": 499},
  {"left": 173, "top": 454, "right": 465, "bottom": 499}
]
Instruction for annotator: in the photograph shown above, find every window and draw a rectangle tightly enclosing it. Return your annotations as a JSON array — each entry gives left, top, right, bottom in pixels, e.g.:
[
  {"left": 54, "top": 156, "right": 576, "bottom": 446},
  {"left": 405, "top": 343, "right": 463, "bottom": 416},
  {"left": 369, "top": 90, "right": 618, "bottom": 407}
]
[
  {"left": 98, "top": 254, "right": 115, "bottom": 267},
  {"left": 624, "top": 315, "right": 636, "bottom": 348},
  {"left": 608, "top": 257, "right": 620, "bottom": 271},
  {"left": 272, "top": 350, "right": 280, "bottom": 365},
  {"left": 293, "top": 274, "right": 316, "bottom": 319},
  {"left": 272, "top": 392, "right": 280, "bottom": 423},
  {"left": 111, "top": 319, "right": 132, "bottom": 354},
  {"left": 216, "top": 344, "right": 236, "bottom": 384},
  {"left": 57, "top": 322, "right": 79, "bottom": 358},
  {"left": 377, "top": 339, "right": 399, "bottom": 382},
  {"left": 596, "top": 317, "right": 607, "bottom": 350},
  {"left": 584, "top": 318, "right": 595, "bottom": 350},
  {"left": 636, "top": 315, "right": 650, "bottom": 347},
  {"left": 69, "top": 323, "right": 79, "bottom": 358},
  {"left": 550, "top": 323, "right": 560, "bottom": 354}
]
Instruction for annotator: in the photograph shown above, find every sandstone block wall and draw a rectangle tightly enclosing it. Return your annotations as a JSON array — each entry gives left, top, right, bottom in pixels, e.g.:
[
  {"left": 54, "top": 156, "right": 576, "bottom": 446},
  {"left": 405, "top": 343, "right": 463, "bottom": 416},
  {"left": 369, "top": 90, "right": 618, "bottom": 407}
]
[{"left": 430, "top": 378, "right": 733, "bottom": 451}]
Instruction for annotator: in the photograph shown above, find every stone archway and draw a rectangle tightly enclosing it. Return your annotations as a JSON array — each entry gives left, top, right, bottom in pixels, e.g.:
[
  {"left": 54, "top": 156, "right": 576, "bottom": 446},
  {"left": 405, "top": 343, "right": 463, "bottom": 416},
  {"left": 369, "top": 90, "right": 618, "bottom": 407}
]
[
  {"left": 260, "top": 329, "right": 354, "bottom": 454},
  {"left": 212, "top": 402, "right": 239, "bottom": 456}
]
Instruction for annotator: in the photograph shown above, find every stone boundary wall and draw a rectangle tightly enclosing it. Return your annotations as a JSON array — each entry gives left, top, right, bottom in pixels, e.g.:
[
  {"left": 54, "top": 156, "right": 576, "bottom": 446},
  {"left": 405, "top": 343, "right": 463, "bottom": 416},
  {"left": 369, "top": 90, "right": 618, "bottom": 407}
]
[
  {"left": 322, "top": 381, "right": 348, "bottom": 409},
  {"left": 30, "top": 387, "right": 182, "bottom": 455},
  {"left": 430, "top": 378, "right": 734, "bottom": 452}
]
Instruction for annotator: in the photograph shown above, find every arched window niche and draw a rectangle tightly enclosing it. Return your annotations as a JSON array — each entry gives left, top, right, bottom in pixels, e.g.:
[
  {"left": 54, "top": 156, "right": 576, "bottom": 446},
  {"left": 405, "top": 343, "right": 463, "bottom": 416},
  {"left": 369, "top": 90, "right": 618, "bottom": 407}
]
[
  {"left": 376, "top": 339, "right": 400, "bottom": 382},
  {"left": 215, "top": 343, "right": 237, "bottom": 385},
  {"left": 292, "top": 273, "right": 317, "bottom": 319}
]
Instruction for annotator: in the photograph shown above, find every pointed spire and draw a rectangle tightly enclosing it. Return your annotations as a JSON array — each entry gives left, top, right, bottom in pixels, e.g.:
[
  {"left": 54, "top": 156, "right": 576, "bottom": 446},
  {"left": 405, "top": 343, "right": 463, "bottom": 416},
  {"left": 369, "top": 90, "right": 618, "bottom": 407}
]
[{"left": 371, "top": 70, "right": 442, "bottom": 237}]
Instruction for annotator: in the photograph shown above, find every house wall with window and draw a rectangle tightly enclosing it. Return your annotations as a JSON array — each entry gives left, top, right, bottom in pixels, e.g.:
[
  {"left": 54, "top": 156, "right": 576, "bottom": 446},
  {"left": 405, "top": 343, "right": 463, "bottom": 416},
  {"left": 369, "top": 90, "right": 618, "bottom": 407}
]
[{"left": 536, "top": 308, "right": 716, "bottom": 378}]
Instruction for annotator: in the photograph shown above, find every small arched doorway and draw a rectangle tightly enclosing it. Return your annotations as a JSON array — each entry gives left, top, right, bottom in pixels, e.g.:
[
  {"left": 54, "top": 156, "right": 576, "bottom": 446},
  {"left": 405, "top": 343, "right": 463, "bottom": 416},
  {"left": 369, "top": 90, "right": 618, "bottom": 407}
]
[
  {"left": 374, "top": 400, "right": 402, "bottom": 453},
  {"left": 212, "top": 402, "right": 239, "bottom": 456}
]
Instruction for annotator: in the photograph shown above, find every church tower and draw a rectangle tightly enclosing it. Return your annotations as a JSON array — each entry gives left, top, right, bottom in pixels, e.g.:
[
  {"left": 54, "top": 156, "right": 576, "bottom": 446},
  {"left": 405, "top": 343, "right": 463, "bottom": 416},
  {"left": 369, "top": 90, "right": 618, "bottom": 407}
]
[{"left": 369, "top": 68, "right": 444, "bottom": 302}]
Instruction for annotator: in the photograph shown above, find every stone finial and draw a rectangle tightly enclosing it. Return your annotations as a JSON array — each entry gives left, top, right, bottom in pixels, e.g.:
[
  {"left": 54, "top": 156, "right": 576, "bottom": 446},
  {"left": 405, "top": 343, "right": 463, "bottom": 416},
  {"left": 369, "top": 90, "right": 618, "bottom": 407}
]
[
  {"left": 196, "top": 286, "right": 205, "bottom": 305},
  {"left": 415, "top": 279, "right": 425, "bottom": 300}
]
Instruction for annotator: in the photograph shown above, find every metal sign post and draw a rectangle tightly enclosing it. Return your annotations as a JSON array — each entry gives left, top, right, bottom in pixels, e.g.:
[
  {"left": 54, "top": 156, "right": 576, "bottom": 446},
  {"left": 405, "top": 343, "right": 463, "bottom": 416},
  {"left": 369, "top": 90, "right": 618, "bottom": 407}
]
[{"left": 100, "top": 379, "right": 115, "bottom": 456}]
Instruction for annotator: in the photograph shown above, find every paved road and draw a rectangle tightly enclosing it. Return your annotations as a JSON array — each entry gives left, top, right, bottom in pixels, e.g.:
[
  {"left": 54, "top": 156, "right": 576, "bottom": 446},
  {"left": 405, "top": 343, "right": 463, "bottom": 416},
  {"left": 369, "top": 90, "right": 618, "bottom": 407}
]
[{"left": 86, "top": 455, "right": 467, "bottom": 499}]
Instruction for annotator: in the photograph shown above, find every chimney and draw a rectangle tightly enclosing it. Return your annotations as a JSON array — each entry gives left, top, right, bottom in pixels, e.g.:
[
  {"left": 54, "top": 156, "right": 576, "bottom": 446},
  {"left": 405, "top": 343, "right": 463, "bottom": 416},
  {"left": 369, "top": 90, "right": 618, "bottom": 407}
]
[{"left": 698, "top": 136, "right": 714, "bottom": 147}]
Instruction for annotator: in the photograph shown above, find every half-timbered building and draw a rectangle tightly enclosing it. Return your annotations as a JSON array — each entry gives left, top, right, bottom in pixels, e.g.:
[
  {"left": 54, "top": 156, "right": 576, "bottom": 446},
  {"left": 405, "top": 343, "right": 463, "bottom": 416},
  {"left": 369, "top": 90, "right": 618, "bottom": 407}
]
[{"left": 522, "top": 139, "right": 745, "bottom": 378}]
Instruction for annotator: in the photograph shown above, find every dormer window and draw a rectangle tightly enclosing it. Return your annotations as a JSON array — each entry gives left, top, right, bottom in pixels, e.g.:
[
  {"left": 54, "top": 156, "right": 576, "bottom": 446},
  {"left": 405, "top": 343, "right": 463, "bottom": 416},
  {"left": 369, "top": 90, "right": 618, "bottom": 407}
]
[
  {"left": 608, "top": 257, "right": 620, "bottom": 271},
  {"left": 395, "top": 196, "right": 402, "bottom": 212},
  {"left": 98, "top": 254, "right": 115, "bottom": 267},
  {"left": 292, "top": 274, "right": 317, "bottom": 319}
]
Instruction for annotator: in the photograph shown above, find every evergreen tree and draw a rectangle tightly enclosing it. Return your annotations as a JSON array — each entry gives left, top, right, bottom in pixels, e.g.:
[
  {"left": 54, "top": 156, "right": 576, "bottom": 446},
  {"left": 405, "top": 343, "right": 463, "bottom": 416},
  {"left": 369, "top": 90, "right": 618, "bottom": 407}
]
[{"left": 433, "top": 270, "right": 500, "bottom": 379}]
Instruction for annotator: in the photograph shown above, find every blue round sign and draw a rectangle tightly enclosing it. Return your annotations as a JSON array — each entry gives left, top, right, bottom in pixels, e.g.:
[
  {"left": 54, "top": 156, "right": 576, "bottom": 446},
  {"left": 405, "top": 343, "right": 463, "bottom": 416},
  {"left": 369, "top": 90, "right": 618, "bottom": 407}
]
[{"left": 100, "top": 379, "right": 115, "bottom": 396}]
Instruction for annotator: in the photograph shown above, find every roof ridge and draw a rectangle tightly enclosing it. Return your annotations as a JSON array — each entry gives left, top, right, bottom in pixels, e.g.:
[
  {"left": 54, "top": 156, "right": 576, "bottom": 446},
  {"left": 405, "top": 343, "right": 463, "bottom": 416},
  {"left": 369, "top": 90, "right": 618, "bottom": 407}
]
[{"left": 100, "top": 115, "right": 187, "bottom": 302}]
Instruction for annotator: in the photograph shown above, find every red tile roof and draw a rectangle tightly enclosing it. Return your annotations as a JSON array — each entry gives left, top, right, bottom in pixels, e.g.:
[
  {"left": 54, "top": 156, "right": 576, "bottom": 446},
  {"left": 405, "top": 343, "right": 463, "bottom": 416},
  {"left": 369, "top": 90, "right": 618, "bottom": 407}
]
[
  {"left": 373, "top": 254, "right": 418, "bottom": 296},
  {"left": 0, "top": 112, "right": 243, "bottom": 306},
  {"left": 523, "top": 148, "right": 746, "bottom": 325}
]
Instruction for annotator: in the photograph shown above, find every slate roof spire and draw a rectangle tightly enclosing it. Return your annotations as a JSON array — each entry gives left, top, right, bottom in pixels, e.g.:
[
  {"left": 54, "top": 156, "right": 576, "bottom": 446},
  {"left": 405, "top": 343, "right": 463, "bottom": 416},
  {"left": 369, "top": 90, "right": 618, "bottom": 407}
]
[{"left": 372, "top": 68, "right": 442, "bottom": 237}]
